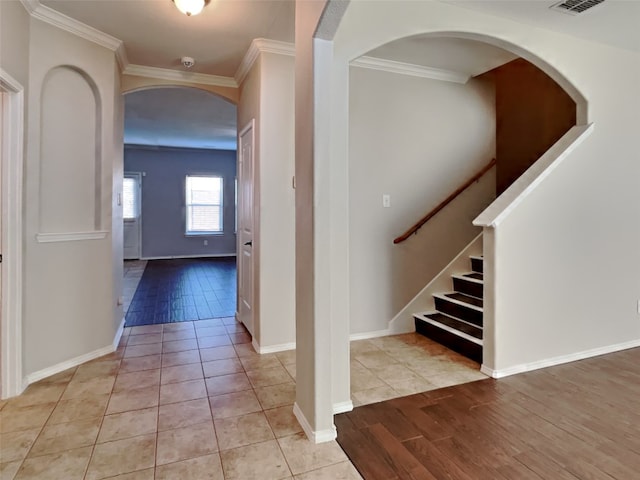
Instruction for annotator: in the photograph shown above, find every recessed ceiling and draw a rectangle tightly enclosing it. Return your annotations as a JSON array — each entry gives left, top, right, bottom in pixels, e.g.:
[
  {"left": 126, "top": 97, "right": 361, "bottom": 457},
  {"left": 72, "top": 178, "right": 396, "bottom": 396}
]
[
  {"left": 124, "top": 87, "right": 237, "bottom": 150},
  {"left": 40, "top": 0, "right": 295, "bottom": 76}
]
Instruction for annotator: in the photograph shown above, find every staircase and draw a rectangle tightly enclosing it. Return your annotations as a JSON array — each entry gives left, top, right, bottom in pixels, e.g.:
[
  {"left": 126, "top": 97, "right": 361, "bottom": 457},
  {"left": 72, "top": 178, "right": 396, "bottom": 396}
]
[{"left": 414, "top": 255, "right": 483, "bottom": 363}]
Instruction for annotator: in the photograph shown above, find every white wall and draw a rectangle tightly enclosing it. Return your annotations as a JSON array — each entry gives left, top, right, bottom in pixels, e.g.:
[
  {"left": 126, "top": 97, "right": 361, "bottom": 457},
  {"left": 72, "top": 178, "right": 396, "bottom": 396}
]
[
  {"left": 24, "top": 18, "right": 122, "bottom": 376},
  {"left": 326, "top": 0, "right": 640, "bottom": 375},
  {"left": 349, "top": 66, "right": 495, "bottom": 334}
]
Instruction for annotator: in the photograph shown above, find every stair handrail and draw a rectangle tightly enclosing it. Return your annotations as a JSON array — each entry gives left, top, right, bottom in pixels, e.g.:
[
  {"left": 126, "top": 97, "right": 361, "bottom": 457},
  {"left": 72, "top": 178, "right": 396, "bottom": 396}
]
[{"left": 393, "top": 158, "right": 496, "bottom": 245}]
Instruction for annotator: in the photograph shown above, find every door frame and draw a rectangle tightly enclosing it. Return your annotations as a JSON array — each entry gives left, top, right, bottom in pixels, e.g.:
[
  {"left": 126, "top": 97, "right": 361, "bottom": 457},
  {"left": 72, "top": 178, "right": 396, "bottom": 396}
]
[
  {"left": 0, "top": 68, "right": 25, "bottom": 399},
  {"left": 236, "top": 119, "right": 256, "bottom": 335},
  {"left": 123, "top": 171, "right": 142, "bottom": 260}
]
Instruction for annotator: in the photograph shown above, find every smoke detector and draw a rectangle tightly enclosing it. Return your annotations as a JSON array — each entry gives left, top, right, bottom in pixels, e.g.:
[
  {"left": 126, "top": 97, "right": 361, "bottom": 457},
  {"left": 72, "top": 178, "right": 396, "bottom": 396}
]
[
  {"left": 550, "top": 0, "right": 606, "bottom": 15},
  {"left": 181, "top": 56, "right": 195, "bottom": 69}
]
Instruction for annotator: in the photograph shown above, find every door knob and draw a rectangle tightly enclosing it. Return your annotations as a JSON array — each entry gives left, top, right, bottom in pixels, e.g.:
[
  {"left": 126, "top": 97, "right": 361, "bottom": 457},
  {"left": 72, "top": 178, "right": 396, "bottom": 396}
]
[{"left": 244, "top": 241, "right": 252, "bottom": 247}]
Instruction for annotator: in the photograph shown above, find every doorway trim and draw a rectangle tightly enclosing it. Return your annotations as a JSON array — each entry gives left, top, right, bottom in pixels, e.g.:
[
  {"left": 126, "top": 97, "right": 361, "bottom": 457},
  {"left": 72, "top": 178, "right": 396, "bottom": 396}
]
[{"left": 0, "top": 68, "right": 25, "bottom": 399}]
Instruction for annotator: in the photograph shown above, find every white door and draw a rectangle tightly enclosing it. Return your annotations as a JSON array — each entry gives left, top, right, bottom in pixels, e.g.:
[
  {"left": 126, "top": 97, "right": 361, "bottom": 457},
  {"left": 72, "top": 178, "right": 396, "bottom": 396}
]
[
  {"left": 238, "top": 121, "right": 255, "bottom": 335},
  {"left": 123, "top": 172, "right": 142, "bottom": 260}
]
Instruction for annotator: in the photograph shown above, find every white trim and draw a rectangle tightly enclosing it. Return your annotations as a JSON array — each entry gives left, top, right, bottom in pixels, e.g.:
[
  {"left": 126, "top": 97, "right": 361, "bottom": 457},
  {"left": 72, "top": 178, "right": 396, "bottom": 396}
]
[
  {"left": 36, "top": 231, "right": 109, "bottom": 243},
  {"left": 251, "top": 339, "right": 296, "bottom": 355},
  {"left": 113, "top": 317, "right": 126, "bottom": 350},
  {"left": 140, "top": 253, "right": 236, "bottom": 260},
  {"left": 20, "top": 0, "right": 124, "bottom": 55},
  {"left": 474, "top": 124, "right": 594, "bottom": 228},
  {"left": 481, "top": 338, "right": 640, "bottom": 379},
  {"left": 235, "top": 38, "right": 295, "bottom": 85},
  {"left": 432, "top": 293, "right": 483, "bottom": 312},
  {"left": 123, "top": 64, "right": 237, "bottom": 88},
  {"left": 451, "top": 274, "right": 483, "bottom": 285},
  {"left": 350, "top": 56, "right": 470, "bottom": 84},
  {"left": 293, "top": 402, "right": 337, "bottom": 444},
  {"left": 414, "top": 313, "right": 483, "bottom": 346},
  {"left": 333, "top": 400, "right": 354, "bottom": 414},
  {"left": 349, "top": 329, "right": 391, "bottom": 341},
  {"left": 0, "top": 69, "right": 25, "bottom": 399}
]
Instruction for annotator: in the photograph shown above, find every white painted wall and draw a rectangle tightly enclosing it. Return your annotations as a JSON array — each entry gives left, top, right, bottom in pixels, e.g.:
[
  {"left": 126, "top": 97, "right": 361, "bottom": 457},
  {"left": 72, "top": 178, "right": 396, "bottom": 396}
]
[
  {"left": 348, "top": 66, "right": 495, "bottom": 334},
  {"left": 24, "top": 18, "right": 122, "bottom": 377},
  {"left": 325, "top": 0, "right": 640, "bottom": 376}
]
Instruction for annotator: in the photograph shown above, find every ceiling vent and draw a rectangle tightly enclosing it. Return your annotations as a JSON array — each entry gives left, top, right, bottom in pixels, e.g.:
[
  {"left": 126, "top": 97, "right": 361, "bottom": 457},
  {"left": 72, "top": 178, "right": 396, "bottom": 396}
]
[{"left": 550, "top": 0, "right": 605, "bottom": 15}]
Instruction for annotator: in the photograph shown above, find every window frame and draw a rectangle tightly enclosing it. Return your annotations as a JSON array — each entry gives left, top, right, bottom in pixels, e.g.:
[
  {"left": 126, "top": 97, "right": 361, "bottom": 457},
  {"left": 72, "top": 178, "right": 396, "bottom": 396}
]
[{"left": 184, "top": 174, "right": 224, "bottom": 236}]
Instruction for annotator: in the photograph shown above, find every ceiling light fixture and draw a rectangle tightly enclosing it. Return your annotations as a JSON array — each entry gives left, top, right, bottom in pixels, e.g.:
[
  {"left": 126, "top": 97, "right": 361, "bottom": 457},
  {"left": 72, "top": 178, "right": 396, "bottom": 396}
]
[{"left": 172, "top": 0, "right": 210, "bottom": 16}]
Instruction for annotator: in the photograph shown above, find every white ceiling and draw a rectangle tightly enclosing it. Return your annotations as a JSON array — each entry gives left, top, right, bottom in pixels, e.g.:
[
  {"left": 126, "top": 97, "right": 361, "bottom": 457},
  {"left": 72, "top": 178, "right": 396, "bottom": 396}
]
[{"left": 124, "top": 87, "right": 237, "bottom": 150}]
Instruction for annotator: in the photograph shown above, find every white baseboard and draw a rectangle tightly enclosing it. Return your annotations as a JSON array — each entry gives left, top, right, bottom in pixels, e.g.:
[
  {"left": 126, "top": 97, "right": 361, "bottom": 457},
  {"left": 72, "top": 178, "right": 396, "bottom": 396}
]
[
  {"left": 252, "top": 338, "right": 296, "bottom": 354},
  {"left": 293, "top": 402, "right": 337, "bottom": 444},
  {"left": 25, "top": 319, "right": 126, "bottom": 386},
  {"left": 333, "top": 400, "right": 354, "bottom": 414},
  {"left": 481, "top": 338, "right": 640, "bottom": 379},
  {"left": 349, "top": 329, "right": 392, "bottom": 341},
  {"left": 140, "top": 253, "right": 236, "bottom": 260}
]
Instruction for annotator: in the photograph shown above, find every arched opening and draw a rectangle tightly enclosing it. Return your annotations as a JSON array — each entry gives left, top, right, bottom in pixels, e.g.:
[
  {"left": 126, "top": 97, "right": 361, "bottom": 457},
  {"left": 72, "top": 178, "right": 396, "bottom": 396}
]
[{"left": 120, "top": 86, "right": 241, "bottom": 335}]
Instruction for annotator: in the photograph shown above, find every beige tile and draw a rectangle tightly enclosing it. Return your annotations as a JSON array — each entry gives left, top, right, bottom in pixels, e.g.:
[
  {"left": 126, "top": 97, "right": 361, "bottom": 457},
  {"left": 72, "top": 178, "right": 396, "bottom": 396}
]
[
  {"left": 194, "top": 319, "right": 224, "bottom": 329},
  {"left": 209, "top": 390, "right": 262, "bottom": 419},
  {"left": 233, "top": 343, "right": 259, "bottom": 358},
  {"left": 28, "top": 417, "right": 101, "bottom": 457},
  {"left": 119, "top": 355, "right": 162, "bottom": 373},
  {"left": 255, "top": 383, "right": 296, "bottom": 410},
  {"left": 275, "top": 350, "right": 296, "bottom": 366},
  {"left": 124, "top": 343, "right": 163, "bottom": 358},
  {"left": 351, "top": 385, "right": 398, "bottom": 407},
  {"left": 156, "top": 422, "right": 217, "bottom": 465},
  {"left": 61, "top": 376, "right": 116, "bottom": 400},
  {"left": 214, "top": 412, "right": 274, "bottom": 451},
  {"left": 369, "top": 363, "right": 423, "bottom": 383},
  {"left": 199, "top": 345, "right": 238, "bottom": 362},
  {"left": 98, "top": 407, "right": 158, "bottom": 443},
  {"left": 197, "top": 335, "right": 232, "bottom": 349},
  {"left": 0, "top": 428, "right": 40, "bottom": 462},
  {"left": 205, "top": 373, "right": 251, "bottom": 396},
  {"left": 221, "top": 317, "right": 237, "bottom": 325},
  {"left": 158, "top": 398, "right": 212, "bottom": 431},
  {"left": 278, "top": 434, "right": 348, "bottom": 475},
  {"left": 15, "top": 446, "right": 92, "bottom": 480},
  {"left": 220, "top": 440, "right": 291, "bottom": 480},
  {"left": 106, "top": 386, "right": 160, "bottom": 415},
  {"left": 264, "top": 406, "right": 303, "bottom": 438},
  {"left": 162, "top": 339, "right": 199, "bottom": 354},
  {"left": 162, "top": 349, "right": 200, "bottom": 367},
  {"left": 159, "top": 378, "right": 207, "bottom": 405},
  {"left": 86, "top": 434, "right": 156, "bottom": 480},
  {"left": 48, "top": 394, "right": 109, "bottom": 425},
  {"left": 100, "top": 469, "right": 154, "bottom": 480},
  {"left": 285, "top": 363, "right": 297, "bottom": 380},
  {"left": 155, "top": 454, "right": 224, "bottom": 480},
  {"left": 195, "top": 326, "right": 228, "bottom": 338},
  {"left": 113, "top": 369, "right": 161, "bottom": 392},
  {"left": 353, "top": 351, "right": 398, "bottom": 369},
  {"left": 294, "top": 461, "right": 363, "bottom": 480},
  {"left": 202, "top": 358, "right": 243, "bottom": 377},
  {"left": 162, "top": 329, "right": 196, "bottom": 342},
  {"left": 230, "top": 332, "right": 252, "bottom": 344},
  {"left": 126, "top": 333, "right": 162, "bottom": 346},
  {"left": 32, "top": 368, "right": 76, "bottom": 386},
  {"left": 160, "top": 363, "right": 203, "bottom": 384},
  {"left": 239, "top": 354, "right": 281, "bottom": 372},
  {"left": 0, "top": 403, "right": 56, "bottom": 433},
  {"left": 0, "top": 461, "right": 21, "bottom": 480},
  {"left": 349, "top": 340, "right": 381, "bottom": 356},
  {"left": 73, "top": 360, "right": 121, "bottom": 381},
  {"left": 247, "top": 366, "right": 293, "bottom": 388},
  {"left": 350, "top": 370, "right": 386, "bottom": 392},
  {"left": 163, "top": 322, "right": 194, "bottom": 333},
  {"left": 130, "top": 325, "right": 162, "bottom": 335},
  {"left": 384, "top": 376, "right": 436, "bottom": 396},
  {"left": 3, "top": 384, "right": 65, "bottom": 410}
]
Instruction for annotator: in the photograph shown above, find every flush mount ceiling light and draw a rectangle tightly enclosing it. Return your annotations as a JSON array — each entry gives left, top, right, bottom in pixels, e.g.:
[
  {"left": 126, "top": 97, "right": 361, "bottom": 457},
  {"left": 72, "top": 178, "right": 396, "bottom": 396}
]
[{"left": 172, "top": 0, "right": 210, "bottom": 16}]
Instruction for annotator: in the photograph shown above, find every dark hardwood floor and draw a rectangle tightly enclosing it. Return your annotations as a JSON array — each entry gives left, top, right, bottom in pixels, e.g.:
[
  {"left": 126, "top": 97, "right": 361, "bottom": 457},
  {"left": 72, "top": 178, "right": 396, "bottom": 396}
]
[{"left": 336, "top": 347, "right": 640, "bottom": 479}]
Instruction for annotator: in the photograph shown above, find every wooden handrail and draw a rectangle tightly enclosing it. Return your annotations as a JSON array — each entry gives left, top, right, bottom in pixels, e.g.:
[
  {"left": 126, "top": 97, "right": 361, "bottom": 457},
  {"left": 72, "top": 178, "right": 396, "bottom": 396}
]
[{"left": 393, "top": 158, "right": 496, "bottom": 244}]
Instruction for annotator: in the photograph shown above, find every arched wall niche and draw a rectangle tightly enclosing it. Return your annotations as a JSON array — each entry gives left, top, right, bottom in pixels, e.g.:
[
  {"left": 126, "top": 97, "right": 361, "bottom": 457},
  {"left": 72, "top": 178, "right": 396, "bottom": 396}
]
[{"left": 39, "top": 65, "right": 102, "bottom": 234}]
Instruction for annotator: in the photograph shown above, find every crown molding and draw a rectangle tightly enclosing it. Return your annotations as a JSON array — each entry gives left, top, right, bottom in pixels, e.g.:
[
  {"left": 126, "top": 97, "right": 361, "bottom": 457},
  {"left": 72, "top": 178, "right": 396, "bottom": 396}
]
[
  {"left": 123, "top": 64, "right": 238, "bottom": 88},
  {"left": 351, "top": 56, "right": 470, "bottom": 84},
  {"left": 235, "top": 38, "right": 295, "bottom": 85}
]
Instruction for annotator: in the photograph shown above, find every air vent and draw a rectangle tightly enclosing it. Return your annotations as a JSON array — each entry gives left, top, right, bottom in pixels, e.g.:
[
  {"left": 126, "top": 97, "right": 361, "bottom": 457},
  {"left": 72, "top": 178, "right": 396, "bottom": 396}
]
[{"left": 550, "top": 0, "right": 605, "bottom": 15}]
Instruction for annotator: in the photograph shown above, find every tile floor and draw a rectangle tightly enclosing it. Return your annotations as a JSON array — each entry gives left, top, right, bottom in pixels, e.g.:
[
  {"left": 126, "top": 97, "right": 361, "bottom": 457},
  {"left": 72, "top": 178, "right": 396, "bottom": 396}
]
[
  {"left": 0, "top": 317, "right": 484, "bottom": 480},
  {"left": 122, "top": 260, "right": 147, "bottom": 315},
  {"left": 124, "top": 258, "right": 237, "bottom": 327}
]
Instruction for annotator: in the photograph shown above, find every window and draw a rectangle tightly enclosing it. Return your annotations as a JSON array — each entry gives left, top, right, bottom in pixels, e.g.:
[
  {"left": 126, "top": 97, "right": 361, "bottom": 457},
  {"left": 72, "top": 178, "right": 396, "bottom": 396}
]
[
  {"left": 185, "top": 175, "right": 223, "bottom": 234},
  {"left": 123, "top": 177, "right": 137, "bottom": 220}
]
